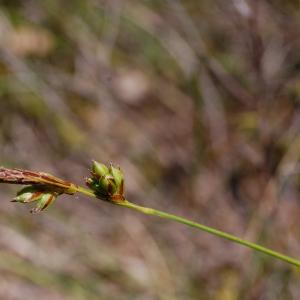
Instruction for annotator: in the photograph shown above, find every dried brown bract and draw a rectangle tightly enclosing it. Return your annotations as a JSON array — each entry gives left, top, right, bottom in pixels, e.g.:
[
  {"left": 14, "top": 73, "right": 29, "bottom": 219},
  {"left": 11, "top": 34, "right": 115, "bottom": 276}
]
[{"left": 0, "top": 167, "right": 77, "bottom": 194}]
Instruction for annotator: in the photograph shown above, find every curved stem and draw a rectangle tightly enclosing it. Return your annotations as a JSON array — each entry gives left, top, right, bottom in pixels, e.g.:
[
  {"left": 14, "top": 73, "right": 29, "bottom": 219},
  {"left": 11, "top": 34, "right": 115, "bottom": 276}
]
[{"left": 75, "top": 186, "right": 300, "bottom": 268}]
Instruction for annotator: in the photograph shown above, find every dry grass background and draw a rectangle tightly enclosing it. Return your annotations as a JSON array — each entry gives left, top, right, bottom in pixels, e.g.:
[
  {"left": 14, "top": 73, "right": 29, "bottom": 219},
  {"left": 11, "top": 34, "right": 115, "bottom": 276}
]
[{"left": 0, "top": 0, "right": 300, "bottom": 299}]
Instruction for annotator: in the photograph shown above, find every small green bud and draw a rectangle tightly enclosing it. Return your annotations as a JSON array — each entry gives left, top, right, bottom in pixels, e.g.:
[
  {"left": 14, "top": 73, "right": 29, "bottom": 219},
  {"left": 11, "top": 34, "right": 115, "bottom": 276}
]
[
  {"left": 13, "top": 186, "right": 44, "bottom": 203},
  {"left": 12, "top": 185, "right": 58, "bottom": 213},
  {"left": 109, "top": 165, "right": 124, "bottom": 191},
  {"left": 92, "top": 161, "right": 109, "bottom": 178},
  {"left": 30, "top": 193, "right": 57, "bottom": 214},
  {"left": 99, "top": 175, "right": 117, "bottom": 195},
  {"left": 13, "top": 192, "right": 33, "bottom": 202}
]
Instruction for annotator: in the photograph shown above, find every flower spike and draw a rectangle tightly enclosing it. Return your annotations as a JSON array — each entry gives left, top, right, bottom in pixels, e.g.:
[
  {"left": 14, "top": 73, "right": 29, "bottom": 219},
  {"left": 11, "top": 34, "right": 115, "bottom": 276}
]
[{"left": 86, "top": 161, "right": 125, "bottom": 202}]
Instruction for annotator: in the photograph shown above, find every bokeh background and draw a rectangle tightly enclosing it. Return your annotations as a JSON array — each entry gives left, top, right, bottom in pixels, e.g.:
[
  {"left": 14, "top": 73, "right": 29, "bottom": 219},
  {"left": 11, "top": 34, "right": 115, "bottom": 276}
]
[{"left": 0, "top": 0, "right": 300, "bottom": 299}]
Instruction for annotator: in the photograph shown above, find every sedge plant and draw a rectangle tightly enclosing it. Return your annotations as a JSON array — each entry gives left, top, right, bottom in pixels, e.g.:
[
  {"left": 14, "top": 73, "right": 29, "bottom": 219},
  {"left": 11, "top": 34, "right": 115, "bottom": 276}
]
[{"left": 0, "top": 161, "right": 300, "bottom": 268}]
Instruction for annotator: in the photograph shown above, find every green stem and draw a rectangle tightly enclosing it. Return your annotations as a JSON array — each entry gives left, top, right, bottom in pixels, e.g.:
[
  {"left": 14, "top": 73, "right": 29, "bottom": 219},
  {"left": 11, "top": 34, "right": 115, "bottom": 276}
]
[{"left": 75, "top": 186, "right": 300, "bottom": 268}]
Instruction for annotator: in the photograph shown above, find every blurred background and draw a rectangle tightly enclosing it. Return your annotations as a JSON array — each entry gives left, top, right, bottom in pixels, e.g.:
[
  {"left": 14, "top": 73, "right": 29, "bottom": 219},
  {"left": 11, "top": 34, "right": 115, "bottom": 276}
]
[{"left": 0, "top": 0, "right": 300, "bottom": 299}]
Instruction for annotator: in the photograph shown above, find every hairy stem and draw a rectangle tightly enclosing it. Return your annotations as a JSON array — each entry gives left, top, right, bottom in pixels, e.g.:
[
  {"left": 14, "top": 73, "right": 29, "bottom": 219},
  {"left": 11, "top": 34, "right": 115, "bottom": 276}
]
[{"left": 75, "top": 186, "right": 300, "bottom": 268}]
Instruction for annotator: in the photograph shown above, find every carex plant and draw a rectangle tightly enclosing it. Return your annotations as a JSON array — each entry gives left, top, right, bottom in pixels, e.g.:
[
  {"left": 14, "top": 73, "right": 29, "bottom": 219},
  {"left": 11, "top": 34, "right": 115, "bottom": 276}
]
[{"left": 0, "top": 161, "right": 300, "bottom": 268}]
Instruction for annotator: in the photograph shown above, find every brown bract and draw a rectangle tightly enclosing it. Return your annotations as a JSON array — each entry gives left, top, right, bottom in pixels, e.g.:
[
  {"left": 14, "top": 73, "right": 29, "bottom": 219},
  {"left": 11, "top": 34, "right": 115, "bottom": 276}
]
[{"left": 0, "top": 167, "right": 77, "bottom": 194}]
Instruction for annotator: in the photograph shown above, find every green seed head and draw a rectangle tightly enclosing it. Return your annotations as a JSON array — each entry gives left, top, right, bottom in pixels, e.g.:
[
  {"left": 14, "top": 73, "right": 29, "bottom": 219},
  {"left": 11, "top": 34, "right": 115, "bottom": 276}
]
[{"left": 87, "top": 161, "right": 125, "bottom": 201}]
